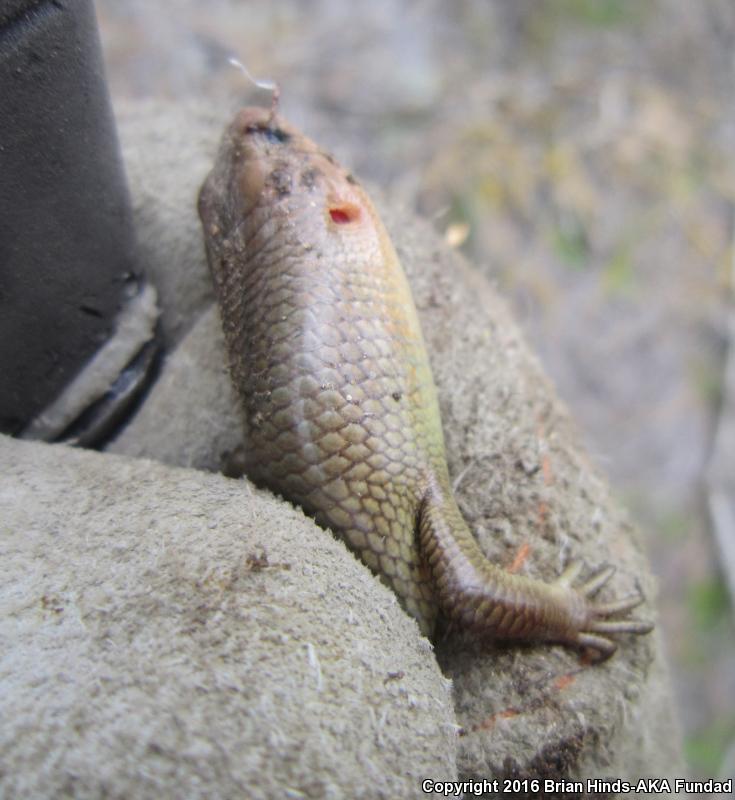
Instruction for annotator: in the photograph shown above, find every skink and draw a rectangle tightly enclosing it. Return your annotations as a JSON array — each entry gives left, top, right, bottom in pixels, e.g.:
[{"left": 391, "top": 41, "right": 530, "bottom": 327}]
[{"left": 198, "top": 107, "right": 653, "bottom": 658}]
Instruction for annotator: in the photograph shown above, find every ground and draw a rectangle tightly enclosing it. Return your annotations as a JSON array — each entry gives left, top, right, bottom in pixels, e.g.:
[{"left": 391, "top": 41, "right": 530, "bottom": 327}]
[{"left": 96, "top": 0, "right": 735, "bottom": 779}]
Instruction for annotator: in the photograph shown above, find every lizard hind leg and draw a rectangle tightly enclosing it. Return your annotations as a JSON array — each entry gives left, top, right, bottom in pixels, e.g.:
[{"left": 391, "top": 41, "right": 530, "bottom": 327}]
[{"left": 417, "top": 476, "right": 655, "bottom": 658}]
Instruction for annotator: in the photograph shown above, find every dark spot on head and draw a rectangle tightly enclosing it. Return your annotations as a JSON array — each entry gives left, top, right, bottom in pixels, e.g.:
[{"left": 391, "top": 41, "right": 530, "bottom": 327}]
[
  {"left": 320, "top": 150, "right": 337, "bottom": 165},
  {"left": 300, "top": 167, "right": 322, "bottom": 190},
  {"left": 246, "top": 123, "right": 291, "bottom": 144},
  {"left": 345, "top": 173, "right": 359, "bottom": 186},
  {"left": 268, "top": 165, "right": 292, "bottom": 197},
  {"left": 391, "top": 391, "right": 402, "bottom": 402}
]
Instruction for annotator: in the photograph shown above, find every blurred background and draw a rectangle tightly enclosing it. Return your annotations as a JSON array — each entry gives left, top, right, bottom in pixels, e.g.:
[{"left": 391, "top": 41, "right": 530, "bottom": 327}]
[{"left": 95, "top": 0, "right": 735, "bottom": 778}]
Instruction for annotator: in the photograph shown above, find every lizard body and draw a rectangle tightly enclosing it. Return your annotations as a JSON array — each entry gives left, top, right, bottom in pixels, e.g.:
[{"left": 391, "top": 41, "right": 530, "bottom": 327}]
[{"left": 198, "top": 107, "right": 652, "bottom": 658}]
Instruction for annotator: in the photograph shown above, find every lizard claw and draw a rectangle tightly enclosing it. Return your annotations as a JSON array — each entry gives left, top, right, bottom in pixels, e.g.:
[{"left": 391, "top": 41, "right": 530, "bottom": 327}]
[
  {"left": 580, "top": 564, "right": 616, "bottom": 596},
  {"left": 560, "top": 561, "right": 654, "bottom": 660}
]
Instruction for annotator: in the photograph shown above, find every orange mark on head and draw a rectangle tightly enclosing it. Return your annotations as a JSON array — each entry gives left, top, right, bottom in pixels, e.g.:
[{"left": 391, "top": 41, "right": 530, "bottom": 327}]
[{"left": 328, "top": 202, "right": 361, "bottom": 224}]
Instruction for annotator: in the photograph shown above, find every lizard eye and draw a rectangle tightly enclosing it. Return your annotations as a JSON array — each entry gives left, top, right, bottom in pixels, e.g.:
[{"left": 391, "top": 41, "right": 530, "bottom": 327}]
[
  {"left": 328, "top": 203, "right": 361, "bottom": 224},
  {"left": 244, "top": 123, "right": 290, "bottom": 143}
]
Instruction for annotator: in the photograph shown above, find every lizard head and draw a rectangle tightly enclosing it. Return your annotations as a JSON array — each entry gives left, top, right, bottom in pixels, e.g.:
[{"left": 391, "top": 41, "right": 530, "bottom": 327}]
[{"left": 198, "top": 107, "right": 384, "bottom": 278}]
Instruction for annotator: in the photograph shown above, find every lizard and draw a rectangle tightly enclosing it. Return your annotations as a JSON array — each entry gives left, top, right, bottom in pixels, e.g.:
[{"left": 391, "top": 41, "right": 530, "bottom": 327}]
[{"left": 198, "top": 106, "right": 653, "bottom": 659}]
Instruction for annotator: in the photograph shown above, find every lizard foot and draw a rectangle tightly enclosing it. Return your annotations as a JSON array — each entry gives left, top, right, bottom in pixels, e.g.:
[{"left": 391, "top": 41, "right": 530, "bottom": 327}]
[{"left": 556, "top": 561, "right": 654, "bottom": 660}]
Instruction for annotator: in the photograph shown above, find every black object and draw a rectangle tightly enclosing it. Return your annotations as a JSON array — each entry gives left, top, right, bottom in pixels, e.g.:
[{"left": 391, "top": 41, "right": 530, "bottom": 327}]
[{"left": 0, "top": 0, "right": 158, "bottom": 443}]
